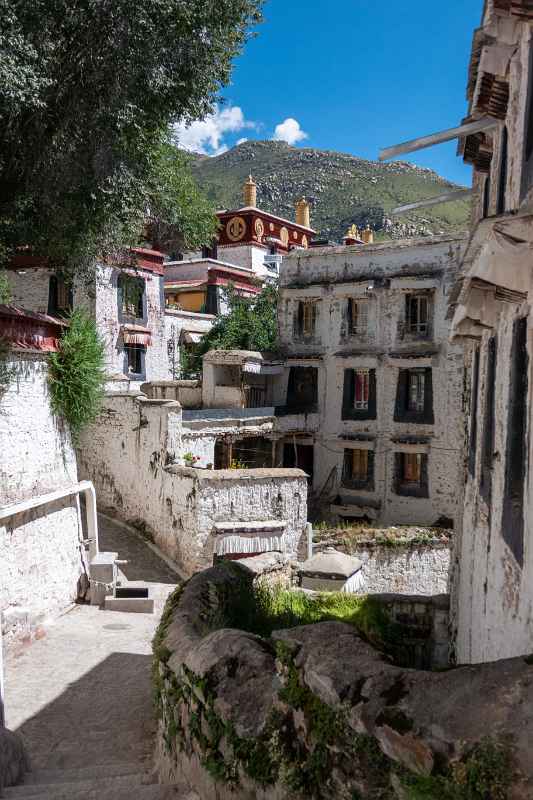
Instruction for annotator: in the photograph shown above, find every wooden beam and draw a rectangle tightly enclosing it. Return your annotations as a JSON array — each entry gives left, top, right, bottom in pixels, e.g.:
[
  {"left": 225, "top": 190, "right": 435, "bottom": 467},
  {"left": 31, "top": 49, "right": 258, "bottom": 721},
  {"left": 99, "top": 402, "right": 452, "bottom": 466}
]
[
  {"left": 379, "top": 117, "right": 499, "bottom": 162},
  {"left": 392, "top": 189, "right": 473, "bottom": 215}
]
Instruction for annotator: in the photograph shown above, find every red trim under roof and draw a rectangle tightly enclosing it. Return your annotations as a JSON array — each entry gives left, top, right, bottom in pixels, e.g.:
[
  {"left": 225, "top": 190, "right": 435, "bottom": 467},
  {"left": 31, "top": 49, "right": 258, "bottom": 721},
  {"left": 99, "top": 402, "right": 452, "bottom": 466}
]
[
  {"left": 7, "top": 246, "right": 167, "bottom": 276},
  {"left": 0, "top": 305, "right": 67, "bottom": 352}
]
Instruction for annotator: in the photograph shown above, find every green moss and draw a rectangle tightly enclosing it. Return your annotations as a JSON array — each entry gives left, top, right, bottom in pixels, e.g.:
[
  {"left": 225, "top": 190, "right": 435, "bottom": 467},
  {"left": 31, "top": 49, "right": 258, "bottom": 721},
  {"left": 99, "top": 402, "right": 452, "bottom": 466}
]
[{"left": 401, "top": 738, "right": 513, "bottom": 800}]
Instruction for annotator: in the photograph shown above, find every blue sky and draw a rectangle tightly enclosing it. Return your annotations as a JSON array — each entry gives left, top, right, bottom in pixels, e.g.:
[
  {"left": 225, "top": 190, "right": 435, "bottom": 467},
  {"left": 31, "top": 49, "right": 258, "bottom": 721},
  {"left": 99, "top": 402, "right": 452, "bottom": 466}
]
[{"left": 175, "top": 0, "right": 483, "bottom": 185}]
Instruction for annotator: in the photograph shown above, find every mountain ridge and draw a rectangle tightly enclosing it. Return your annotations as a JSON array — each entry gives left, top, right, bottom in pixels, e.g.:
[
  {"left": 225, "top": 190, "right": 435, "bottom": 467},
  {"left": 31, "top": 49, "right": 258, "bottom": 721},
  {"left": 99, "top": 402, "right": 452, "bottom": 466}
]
[{"left": 188, "top": 139, "right": 471, "bottom": 243}]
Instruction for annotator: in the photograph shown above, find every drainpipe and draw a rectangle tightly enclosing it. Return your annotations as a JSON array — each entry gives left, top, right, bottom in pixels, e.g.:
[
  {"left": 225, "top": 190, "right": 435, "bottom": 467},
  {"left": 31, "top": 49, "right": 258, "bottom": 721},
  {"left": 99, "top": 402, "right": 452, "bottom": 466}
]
[{"left": 0, "top": 480, "right": 99, "bottom": 728}]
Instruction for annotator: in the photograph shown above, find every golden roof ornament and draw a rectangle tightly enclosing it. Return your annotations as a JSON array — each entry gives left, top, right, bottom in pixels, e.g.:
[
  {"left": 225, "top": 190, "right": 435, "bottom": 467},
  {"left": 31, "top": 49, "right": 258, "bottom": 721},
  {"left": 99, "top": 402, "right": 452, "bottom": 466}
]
[
  {"left": 243, "top": 174, "right": 257, "bottom": 207},
  {"left": 345, "top": 224, "right": 360, "bottom": 240}
]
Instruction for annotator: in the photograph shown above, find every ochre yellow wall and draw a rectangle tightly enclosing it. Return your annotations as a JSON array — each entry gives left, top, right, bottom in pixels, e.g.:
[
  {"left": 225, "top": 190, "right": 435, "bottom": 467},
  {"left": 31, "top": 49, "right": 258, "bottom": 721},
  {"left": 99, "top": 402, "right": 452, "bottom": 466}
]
[{"left": 174, "top": 291, "right": 206, "bottom": 312}]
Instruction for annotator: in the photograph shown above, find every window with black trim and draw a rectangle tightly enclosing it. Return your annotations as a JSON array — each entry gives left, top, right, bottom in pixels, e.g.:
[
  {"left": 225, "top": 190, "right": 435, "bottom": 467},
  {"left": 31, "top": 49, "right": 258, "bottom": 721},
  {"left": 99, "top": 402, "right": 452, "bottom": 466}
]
[
  {"left": 394, "top": 452, "right": 429, "bottom": 497},
  {"left": 523, "top": 45, "right": 533, "bottom": 195},
  {"left": 118, "top": 274, "right": 145, "bottom": 321},
  {"left": 497, "top": 126, "right": 508, "bottom": 216},
  {"left": 294, "top": 301, "right": 318, "bottom": 338},
  {"left": 404, "top": 293, "right": 431, "bottom": 338},
  {"left": 286, "top": 366, "right": 318, "bottom": 411},
  {"left": 346, "top": 298, "right": 369, "bottom": 336},
  {"left": 342, "top": 448, "right": 374, "bottom": 490},
  {"left": 480, "top": 337, "right": 497, "bottom": 506},
  {"left": 342, "top": 368, "right": 377, "bottom": 420},
  {"left": 125, "top": 344, "right": 145, "bottom": 378},
  {"left": 482, "top": 174, "right": 491, "bottom": 219},
  {"left": 47, "top": 274, "right": 73, "bottom": 318},
  {"left": 394, "top": 368, "right": 434, "bottom": 424},
  {"left": 468, "top": 347, "right": 481, "bottom": 478}
]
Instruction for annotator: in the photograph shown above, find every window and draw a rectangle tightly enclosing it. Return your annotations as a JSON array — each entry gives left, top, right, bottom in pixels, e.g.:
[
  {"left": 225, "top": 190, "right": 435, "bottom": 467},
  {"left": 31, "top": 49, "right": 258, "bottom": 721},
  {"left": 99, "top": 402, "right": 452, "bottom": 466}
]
[
  {"left": 205, "top": 285, "right": 219, "bottom": 315},
  {"left": 342, "top": 368, "right": 377, "bottom": 420},
  {"left": 502, "top": 319, "right": 527, "bottom": 566},
  {"left": 47, "top": 274, "right": 73, "bottom": 318},
  {"left": 343, "top": 448, "right": 374, "bottom": 489},
  {"left": 295, "top": 301, "right": 317, "bottom": 338},
  {"left": 395, "top": 452, "right": 429, "bottom": 497},
  {"left": 285, "top": 366, "right": 318, "bottom": 411},
  {"left": 482, "top": 174, "right": 491, "bottom": 219},
  {"left": 468, "top": 347, "right": 481, "bottom": 478},
  {"left": 118, "top": 274, "right": 145, "bottom": 320},
  {"left": 394, "top": 368, "right": 434, "bottom": 424},
  {"left": 480, "top": 337, "right": 497, "bottom": 505},
  {"left": 125, "top": 344, "right": 144, "bottom": 377},
  {"left": 405, "top": 294, "right": 430, "bottom": 337},
  {"left": 347, "top": 299, "right": 369, "bottom": 335},
  {"left": 497, "top": 126, "right": 508, "bottom": 216},
  {"left": 354, "top": 369, "right": 370, "bottom": 410},
  {"left": 408, "top": 370, "right": 425, "bottom": 412}
]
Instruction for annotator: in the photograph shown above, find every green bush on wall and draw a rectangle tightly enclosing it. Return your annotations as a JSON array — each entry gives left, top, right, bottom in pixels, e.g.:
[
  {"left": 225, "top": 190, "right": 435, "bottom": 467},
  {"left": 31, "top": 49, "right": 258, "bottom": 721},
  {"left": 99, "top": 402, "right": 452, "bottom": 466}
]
[{"left": 48, "top": 309, "right": 105, "bottom": 439}]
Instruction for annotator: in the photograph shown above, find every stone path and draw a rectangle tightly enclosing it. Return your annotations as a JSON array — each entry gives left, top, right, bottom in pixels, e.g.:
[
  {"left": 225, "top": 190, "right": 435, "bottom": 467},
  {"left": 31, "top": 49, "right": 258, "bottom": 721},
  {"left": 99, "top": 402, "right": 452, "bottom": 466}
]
[{"left": 3, "top": 515, "right": 191, "bottom": 798}]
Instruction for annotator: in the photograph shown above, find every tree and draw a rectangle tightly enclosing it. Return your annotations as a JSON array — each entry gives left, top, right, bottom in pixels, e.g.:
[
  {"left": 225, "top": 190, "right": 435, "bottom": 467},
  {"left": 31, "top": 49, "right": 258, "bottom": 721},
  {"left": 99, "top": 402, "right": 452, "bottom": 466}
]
[
  {"left": 190, "top": 283, "right": 279, "bottom": 373},
  {"left": 0, "top": 0, "right": 261, "bottom": 271}
]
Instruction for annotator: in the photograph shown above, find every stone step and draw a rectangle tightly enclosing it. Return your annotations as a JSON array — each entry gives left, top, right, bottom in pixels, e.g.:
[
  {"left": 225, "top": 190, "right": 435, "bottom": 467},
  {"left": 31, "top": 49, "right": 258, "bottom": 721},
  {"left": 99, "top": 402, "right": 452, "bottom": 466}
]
[
  {"left": 19, "top": 762, "right": 144, "bottom": 786},
  {"left": 4, "top": 772, "right": 147, "bottom": 798},
  {"left": 4, "top": 781, "right": 188, "bottom": 800}
]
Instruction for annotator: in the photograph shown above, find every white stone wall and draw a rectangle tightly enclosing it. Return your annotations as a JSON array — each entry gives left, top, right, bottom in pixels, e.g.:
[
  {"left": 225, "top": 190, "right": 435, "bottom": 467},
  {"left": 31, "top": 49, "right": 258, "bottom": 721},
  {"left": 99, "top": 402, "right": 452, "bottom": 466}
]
[
  {"left": 278, "top": 235, "right": 467, "bottom": 528},
  {"left": 164, "top": 309, "right": 214, "bottom": 381},
  {"left": 352, "top": 544, "right": 450, "bottom": 595},
  {"left": 5, "top": 264, "right": 168, "bottom": 383},
  {"left": 0, "top": 354, "right": 84, "bottom": 642},
  {"left": 77, "top": 392, "right": 307, "bottom": 576},
  {"left": 449, "top": 10, "right": 533, "bottom": 664}
]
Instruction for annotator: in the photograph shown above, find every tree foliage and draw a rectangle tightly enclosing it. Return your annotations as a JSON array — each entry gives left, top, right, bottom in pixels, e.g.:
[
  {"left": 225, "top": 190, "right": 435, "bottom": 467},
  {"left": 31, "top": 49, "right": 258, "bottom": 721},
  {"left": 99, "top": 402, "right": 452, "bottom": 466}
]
[
  {"left": 193, "top": 283, "right": 279, "bottom": 370},
  {"left": 0, "top": 0, "right": 261, "bottom": 270},
  {"left": 48, "top": 309, "right": 106, "bottom": 438}
]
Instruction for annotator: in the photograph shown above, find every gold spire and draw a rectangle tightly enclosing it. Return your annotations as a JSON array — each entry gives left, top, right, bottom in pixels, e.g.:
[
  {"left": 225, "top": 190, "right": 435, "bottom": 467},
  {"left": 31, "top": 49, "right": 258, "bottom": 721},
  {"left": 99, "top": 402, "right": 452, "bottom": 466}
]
[
  {"left": 295, "top": 197, "right": 311, "bottom": 228},
  {"left": 361, "top": 225, "right": 374, "bottom": 244},
  {"left": 243, "top": 174, "right": 257, "bottom": 207},
  {"left": 345, "top": 223, "right": 360, "bottom": 240}
]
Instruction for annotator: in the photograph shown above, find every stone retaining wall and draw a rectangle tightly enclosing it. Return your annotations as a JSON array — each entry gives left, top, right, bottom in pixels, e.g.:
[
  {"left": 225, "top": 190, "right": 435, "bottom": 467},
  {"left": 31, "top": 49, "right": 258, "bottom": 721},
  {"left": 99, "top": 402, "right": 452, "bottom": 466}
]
[{"left": 153, "top": 563, "right": 533, "bottom": 800}]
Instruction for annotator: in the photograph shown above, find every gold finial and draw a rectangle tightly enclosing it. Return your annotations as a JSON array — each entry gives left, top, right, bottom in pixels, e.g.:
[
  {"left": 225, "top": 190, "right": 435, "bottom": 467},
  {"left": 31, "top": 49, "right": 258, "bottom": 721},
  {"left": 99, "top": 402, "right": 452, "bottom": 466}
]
[
  {"left": 345, "top": 223, "right": 360, "bottom": 240},
  {"left": 295, "top": 197, "right": 311, "bottom": 228},
  {"left": 361, "top": 225, "right": 374, "bottom": 245},
  {"left": 243, "top": 174, "right": 257, "bottom": 207}
]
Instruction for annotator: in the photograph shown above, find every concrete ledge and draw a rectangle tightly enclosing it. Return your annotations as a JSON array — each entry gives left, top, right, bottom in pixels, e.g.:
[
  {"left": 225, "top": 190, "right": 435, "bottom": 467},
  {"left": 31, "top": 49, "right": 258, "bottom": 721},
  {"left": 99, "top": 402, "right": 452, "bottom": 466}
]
[
  {"left": 214, "top": 520, "right": 287, "bottom": 534},
  {"left": 104, "top": 596, "right": 154, "bottom": 614},
  {"left": 165, "top": 465, "right": 307, "bottom": 481}
]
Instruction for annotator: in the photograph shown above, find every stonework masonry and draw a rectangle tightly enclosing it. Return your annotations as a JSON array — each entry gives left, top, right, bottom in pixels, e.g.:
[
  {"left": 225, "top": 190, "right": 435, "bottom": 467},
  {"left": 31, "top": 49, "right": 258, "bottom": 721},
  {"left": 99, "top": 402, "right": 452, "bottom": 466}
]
[
  {"left": 0, "top": 353, "right": 85, "bottom": 643},
  {"left": 278, "top": 234, "right": 467, "bottom": 528},
  {"left": 77, "top": 391, "right": 308, "bottom": 576}
]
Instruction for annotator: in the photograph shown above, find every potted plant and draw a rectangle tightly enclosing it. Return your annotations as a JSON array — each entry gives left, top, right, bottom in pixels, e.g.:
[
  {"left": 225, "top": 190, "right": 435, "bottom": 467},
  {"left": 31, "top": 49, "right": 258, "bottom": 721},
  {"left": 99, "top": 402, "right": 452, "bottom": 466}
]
[{"left": 183, "top": 452, "right": 201, "bottom": 467}]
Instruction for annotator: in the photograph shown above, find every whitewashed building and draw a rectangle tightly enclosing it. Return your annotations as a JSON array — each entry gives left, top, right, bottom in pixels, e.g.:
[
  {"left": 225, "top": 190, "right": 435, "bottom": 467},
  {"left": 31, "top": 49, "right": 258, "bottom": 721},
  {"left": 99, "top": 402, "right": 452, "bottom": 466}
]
[
  {"left": 447, "top": 0, "right": 533, "bottom": 664},
  {"left": 5, "top": 248, "right": 168, "bottom": 383},
  {"left": 276, "top": 233, "right": 467, "bottom": 527}
]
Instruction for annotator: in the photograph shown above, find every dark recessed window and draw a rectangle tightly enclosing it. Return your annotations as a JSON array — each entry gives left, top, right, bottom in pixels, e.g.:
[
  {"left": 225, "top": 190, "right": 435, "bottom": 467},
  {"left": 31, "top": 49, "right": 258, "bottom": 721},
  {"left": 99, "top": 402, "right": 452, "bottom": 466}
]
[
  {"left": 342, "top": 448, "right": 374, "bottom": 490},
  {"left": 294, "top": 301, "right": 318, "bottom": 338},
  {"left": 118, "top": 274, "right": 145, "bottom": 320},
  {"left": 285, "top": 366, "right": 318, "bottom": 411},
  {"left": 394, "top": 452, "right": 429, "bottom": 497},
  {"left": 342, "top": 368, "right": 377, "bottom": 420},
  {"left": 497, "top": 126, "right": 508, "bottom": 216},
  {"left": 347, "top": 299, "right": 369, "bottom": 336},
  {"left": 47, "top": 274, "right": 73, "bottom": 318},
  {"left": 482, "top": 173, "right": 491, "bottom": 219},
  {"left": 405, "top": 294, "right": 431, "bottom": 338},
  {"left": 394, "top": 368, "right": 434, "bottom": 424},
  {"left": 125, "top": 344, "right": 144, "bottom": 377}
]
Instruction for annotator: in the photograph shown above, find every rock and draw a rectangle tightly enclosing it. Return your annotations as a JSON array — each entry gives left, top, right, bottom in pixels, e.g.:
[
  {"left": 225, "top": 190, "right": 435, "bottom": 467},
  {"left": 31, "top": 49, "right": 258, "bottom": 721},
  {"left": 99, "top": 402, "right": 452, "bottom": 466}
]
[{"left": 375, "top": 725, "right": 434, "bottom": 776}]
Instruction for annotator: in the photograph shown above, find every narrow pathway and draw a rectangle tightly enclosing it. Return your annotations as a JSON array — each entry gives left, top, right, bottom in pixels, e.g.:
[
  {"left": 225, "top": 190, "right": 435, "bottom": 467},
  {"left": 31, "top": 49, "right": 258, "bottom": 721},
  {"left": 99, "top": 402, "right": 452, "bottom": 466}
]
[{"left": 3, "top": 516, "right": 190, "bottom": 798}]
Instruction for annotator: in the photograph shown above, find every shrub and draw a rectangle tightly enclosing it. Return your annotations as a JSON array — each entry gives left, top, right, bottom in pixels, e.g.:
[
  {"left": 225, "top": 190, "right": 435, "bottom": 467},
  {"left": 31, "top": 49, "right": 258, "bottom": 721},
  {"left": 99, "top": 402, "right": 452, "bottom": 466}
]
[
  {"left": 48, "top": 309, "right": 105, "bottom": 438},
  {"left": 0, "top": 336, "right": 15, "bottom": 391}
]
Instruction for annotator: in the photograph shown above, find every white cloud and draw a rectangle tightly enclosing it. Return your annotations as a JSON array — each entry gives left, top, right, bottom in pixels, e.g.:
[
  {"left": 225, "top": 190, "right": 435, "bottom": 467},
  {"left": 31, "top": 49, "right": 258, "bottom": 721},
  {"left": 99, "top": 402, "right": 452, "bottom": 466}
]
[
  {"left": 173, "top": 105, "right": 255, "bottom": 156},
  {"left": 236, "top": 137, "right": 248, "bottom": 145},
  {"left": 273, "top": 117, "right": 308, "bottom": 145}
]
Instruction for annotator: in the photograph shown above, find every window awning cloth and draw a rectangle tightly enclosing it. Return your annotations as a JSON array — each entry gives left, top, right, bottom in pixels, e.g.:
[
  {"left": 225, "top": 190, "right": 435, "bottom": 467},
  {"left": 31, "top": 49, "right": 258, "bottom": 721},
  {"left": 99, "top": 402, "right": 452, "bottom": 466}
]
[
  {"left": 468, "top": 219, "right": 533, "bottom": 294},
  {"left": 122, "top": 324, "right": 151, "bottom": 346},
  {"left": 242, "top": 362, "right": 284, "bottom": 375},
  {"left": 179, "top": 329, "right": 204, "bottom": 345}
]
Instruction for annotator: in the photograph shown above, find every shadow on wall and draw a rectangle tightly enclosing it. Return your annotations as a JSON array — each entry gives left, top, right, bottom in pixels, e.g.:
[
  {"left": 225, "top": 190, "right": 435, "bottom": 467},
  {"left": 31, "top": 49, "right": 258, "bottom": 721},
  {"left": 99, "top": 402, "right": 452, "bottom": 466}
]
[{"left": 10, "top": 652, "right": 153, "bottom": 771}]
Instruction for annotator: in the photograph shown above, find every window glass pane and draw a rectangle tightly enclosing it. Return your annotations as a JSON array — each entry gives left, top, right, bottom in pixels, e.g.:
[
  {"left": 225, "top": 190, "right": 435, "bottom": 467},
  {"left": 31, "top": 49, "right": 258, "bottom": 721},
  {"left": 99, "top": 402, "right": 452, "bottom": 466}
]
[
  {"left": 352, "top": 449, "right": 368, "bottom": 480},
  {"left": 354, "top": 369, "right": 369, "bottom": 409},
  {"left": 403, "top": 453, "right": 421, "bottom": 483}
]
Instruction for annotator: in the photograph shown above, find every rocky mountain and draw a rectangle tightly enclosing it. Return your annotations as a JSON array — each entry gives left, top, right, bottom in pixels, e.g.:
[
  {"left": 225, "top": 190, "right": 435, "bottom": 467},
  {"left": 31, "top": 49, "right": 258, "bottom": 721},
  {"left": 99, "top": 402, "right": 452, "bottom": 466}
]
[{"left": 188, "top": 140, "right": 470, "bottom": 242}]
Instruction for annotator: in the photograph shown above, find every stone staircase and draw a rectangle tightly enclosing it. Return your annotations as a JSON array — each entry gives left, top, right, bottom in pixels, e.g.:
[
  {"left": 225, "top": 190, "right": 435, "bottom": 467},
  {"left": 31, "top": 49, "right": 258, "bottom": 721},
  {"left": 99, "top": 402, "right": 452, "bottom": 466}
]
[{"left": 3, "top": 762, "right": 196, "bottom": 800}]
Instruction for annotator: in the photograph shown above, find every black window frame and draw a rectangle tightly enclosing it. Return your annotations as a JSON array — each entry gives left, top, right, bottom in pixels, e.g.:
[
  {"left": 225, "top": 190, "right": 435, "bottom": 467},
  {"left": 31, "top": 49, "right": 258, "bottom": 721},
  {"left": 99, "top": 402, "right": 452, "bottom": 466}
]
[
  {"left": 342, "top": 448, "right": 375, "bottom": 491},
  {"left": 294, "top": 300, "right": 318, "bottom": 339},
  {"left": 285, "top": 366, "right": 318, "bottom": 412},
  {"left": 117, "top": 273, "right": 147, "bottom": 324},
  {"left": 394, "top": 452, "right": 429, "bottom": 498},
  {"left": 404, "top": 293, "right": 432, "bottom": 339},
  {"left": 342, "top": 368, "right": 377, "bottom": 421},
  {"left": 394, "top": 368, "right": 434, "bottom": 424},
  {"left": 497, "top": 126, "right": 508, "bottom": 216},
  {"left": 480, "top": 337, "right": 497, "bottom": 506},
  {"left": 124, "top": 344, "right": 146, "bottom": 380},
  {"left": 47, "top": 274, "right": 73, "bottom": 318}
]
